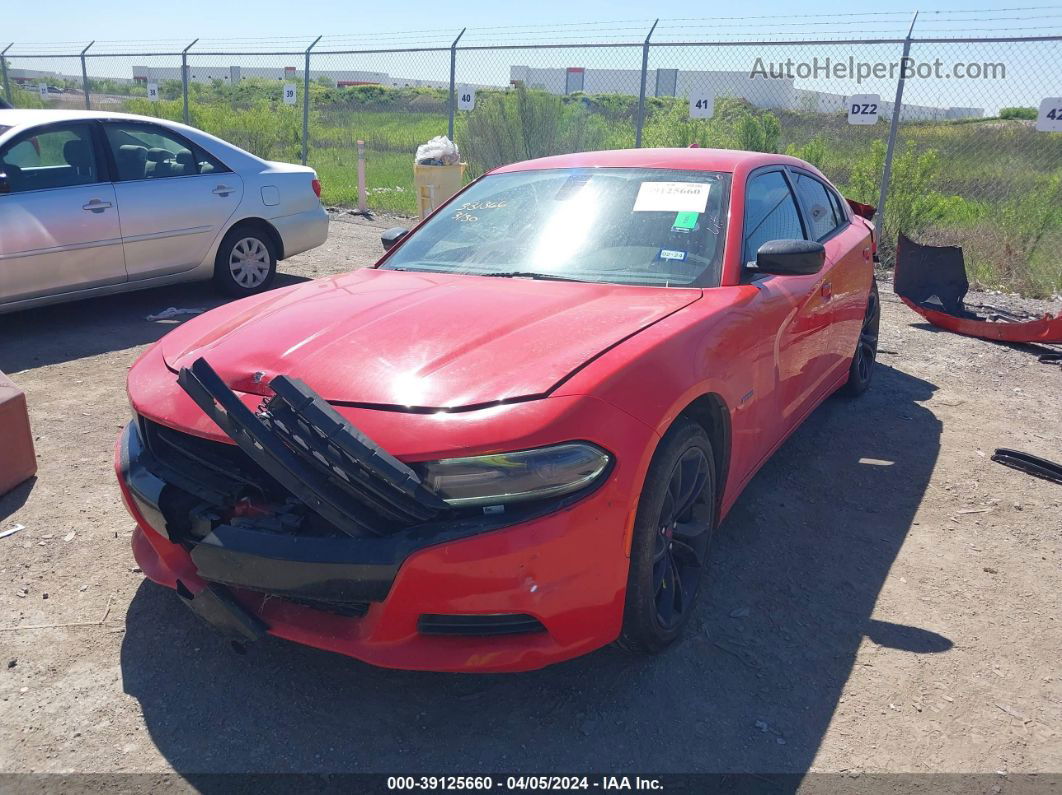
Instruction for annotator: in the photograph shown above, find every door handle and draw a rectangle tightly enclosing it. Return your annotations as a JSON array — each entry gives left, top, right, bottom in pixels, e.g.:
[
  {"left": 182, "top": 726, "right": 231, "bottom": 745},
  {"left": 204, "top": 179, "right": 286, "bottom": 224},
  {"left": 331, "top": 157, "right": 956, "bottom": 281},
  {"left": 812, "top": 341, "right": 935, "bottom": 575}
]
[
  {"left": 820, "top": 281, "right": 833, "bottom": 299},
  {"left": 82, "top": 199, "right": 112, "bottom": 212},
  {"left": 212, "top": 185, "right": 235, "bottom": 196}
]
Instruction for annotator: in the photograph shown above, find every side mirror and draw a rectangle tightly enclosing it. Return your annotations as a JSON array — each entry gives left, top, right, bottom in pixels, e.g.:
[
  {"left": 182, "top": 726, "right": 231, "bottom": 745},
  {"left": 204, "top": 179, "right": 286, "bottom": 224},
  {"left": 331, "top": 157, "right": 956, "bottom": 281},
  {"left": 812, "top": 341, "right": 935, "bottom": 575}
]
[
  {"left": 0, "top": 172, "right": 10, "bottom": 195},
  {"left": 755, "top": 239, "right": 825, "bottom": 276},
  {"left": 381, "top": 227, "right": 409, "bottom": 252}
]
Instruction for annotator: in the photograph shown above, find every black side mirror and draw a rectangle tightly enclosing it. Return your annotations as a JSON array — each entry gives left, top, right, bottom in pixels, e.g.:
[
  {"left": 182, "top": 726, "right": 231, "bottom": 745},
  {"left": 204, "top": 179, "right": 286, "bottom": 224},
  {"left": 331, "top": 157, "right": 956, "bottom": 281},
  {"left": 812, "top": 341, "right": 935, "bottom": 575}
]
[
  {"left": 0, "top": 172, "right": 10, "bottom": 195},
  {"left": 755, "top": 239, "right": 825, "bottom": 276},
  {"left": 381, "top": 227, "right": 409, "bottom": 252}
]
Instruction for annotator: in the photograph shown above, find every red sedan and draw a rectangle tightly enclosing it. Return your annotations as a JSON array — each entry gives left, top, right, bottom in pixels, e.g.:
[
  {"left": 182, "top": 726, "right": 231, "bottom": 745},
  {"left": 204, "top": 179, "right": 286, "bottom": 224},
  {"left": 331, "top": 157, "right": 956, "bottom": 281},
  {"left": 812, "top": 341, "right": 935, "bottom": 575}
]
[{"left": 115, "top": 148, "right": 879, "bottom": 672}]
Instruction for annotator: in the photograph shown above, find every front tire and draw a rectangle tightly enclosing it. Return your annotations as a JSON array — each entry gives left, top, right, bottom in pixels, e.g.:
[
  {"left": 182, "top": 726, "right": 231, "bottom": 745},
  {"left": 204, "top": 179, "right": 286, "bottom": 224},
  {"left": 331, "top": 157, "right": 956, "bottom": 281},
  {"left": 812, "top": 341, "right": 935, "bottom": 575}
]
[
  {"left": 213, "top": 226, "right": 277, "bottom": 298},
  {"left": 619, "top": 417, "right": 716, "bottom": 653},
  {"left": 840, "top": 278, "right": 880, "bottom": 397}
]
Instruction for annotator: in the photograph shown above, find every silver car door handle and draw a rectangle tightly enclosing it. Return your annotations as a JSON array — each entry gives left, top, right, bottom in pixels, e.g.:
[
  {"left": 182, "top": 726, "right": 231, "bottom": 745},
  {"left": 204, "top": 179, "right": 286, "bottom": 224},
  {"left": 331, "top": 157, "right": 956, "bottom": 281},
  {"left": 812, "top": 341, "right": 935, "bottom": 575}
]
[
  {"left": 212, "top": 185, "right": 235, "bottom": 196},
  {"left": 82, "top": 199, "right": 112, "bottom": 212}
]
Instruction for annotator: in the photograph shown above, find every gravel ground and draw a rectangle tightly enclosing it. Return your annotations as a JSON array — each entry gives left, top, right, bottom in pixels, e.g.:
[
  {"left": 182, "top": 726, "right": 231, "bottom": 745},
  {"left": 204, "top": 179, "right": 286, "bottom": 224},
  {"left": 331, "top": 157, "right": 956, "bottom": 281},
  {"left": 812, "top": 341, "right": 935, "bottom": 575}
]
[{"left": 0, "top": 215, "right": 1060, "bottom": 777}]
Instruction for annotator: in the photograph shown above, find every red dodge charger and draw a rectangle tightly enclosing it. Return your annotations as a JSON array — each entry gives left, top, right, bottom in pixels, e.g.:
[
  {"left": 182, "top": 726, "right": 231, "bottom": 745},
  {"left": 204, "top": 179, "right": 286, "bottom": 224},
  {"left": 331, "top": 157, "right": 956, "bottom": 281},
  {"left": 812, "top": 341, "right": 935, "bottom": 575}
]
[{"left": 116, "top": 148, "right": 879, "bottom": 672}]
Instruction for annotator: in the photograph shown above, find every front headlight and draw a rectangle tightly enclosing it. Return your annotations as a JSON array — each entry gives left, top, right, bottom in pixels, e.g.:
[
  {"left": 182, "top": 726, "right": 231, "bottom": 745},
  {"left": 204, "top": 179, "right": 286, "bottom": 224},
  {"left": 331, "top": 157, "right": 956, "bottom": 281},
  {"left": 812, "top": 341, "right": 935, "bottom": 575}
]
[{"left": 418, "top": 442, "right": 611, "bottom": 507}]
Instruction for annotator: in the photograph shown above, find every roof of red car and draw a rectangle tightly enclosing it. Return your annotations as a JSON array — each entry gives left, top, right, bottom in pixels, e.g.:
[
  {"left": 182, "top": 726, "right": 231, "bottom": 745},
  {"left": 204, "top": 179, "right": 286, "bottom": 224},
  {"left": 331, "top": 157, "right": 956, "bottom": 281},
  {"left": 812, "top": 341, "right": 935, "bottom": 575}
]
[{"left": 491, "top": 148, "right": 810, "bottom": 175}]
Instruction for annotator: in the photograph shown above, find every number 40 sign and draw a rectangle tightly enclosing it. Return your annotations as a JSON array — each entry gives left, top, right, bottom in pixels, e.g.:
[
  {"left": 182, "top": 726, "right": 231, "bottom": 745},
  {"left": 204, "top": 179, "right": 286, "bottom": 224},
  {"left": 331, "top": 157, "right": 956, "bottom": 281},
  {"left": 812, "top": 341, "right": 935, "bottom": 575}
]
[{"left": 457, "top": 87, "right": 475, "bottom": 111}]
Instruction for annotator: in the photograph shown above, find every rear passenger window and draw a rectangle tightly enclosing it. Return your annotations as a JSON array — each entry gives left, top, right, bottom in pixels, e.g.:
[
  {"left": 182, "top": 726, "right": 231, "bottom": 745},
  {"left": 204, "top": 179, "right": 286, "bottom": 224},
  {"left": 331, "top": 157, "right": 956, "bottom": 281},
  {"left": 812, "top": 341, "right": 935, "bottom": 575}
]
[
  {"left": 102, "top": 123, "right": 227, "bottom": 181},
  {"left": 743, "top": 171, "right": 806, "bottom": 264},
  {"left": 792, "top": 173, "right": 843, "bottom": 241},
  {"left": 0, "top": 124, "right": 100, "bottom": 192}
]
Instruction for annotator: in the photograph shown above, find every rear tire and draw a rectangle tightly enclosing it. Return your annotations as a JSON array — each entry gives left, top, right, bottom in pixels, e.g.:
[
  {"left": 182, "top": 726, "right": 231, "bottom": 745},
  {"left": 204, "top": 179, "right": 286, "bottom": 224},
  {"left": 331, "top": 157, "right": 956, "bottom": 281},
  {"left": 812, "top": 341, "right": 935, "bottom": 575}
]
[
  {"left": 213, "top": 225, "right": 277, "bottom": 298},
  {"left": 618, "top": 417, "right": 716, "bottom": 653},
  {"left": 840, "top": 278, "right": 880, "bottom": 397}
]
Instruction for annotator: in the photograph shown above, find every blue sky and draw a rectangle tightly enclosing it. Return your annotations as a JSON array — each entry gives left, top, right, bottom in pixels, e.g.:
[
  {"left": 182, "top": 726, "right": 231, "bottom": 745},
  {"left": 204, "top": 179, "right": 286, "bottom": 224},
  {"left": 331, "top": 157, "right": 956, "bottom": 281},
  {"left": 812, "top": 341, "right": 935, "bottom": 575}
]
[
  {"left": 6, "top": 2, "right": 1059, "bottom": 114},
  {"left": 6, "top": 0, "right": 1059, "bottom": 45}
]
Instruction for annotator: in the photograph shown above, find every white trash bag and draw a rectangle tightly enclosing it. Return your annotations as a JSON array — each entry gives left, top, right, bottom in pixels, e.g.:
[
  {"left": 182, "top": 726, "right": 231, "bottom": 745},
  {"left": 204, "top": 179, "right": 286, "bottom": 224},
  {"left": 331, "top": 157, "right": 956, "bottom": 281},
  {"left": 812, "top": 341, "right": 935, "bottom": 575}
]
[{"left": 415, "top": 135, "right": 460, "bottom": 166}]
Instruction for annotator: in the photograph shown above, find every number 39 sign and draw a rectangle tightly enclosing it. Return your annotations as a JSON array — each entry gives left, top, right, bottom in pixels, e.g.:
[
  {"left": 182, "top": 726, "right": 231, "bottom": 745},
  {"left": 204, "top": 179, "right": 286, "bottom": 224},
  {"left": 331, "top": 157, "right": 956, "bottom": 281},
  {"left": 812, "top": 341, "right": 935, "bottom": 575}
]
[{"left": 283, "top": 83, "right": 297, "bottom": 105}]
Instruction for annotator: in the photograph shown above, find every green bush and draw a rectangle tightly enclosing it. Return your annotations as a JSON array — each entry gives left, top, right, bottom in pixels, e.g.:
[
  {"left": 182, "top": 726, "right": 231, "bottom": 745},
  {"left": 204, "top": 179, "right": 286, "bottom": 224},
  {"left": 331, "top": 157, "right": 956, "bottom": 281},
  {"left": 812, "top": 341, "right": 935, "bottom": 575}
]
[
  {"left": 458, "top": 86, "right": 609, "bottom": 176},
  {"left": 999, "top": 107, "right": 1037, "bottom": 120}
]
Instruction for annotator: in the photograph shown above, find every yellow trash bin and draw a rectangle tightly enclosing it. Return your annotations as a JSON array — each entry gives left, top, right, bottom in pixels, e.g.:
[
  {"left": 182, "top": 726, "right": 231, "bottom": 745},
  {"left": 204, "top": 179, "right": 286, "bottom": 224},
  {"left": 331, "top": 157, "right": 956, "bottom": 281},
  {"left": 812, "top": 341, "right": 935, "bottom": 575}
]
[{"left": 414, "top": 163, "right": 466, "bottom": 220}]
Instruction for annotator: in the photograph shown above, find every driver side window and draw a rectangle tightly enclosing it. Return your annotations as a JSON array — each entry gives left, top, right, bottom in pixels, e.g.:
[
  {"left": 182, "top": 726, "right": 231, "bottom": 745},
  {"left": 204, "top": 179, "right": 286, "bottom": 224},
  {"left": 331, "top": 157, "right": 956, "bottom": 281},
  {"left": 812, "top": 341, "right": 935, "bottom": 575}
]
[{"left": 742, "top": 171, "right": 806, "bottom": 265}]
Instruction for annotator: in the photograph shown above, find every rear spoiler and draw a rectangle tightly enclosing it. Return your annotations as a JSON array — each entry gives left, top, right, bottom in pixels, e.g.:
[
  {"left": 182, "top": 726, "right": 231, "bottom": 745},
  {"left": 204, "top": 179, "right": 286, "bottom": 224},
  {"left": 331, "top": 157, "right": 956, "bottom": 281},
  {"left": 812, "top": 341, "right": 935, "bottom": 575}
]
[{"left": 846, "top": 198, "right": 876, "bottom": 221}]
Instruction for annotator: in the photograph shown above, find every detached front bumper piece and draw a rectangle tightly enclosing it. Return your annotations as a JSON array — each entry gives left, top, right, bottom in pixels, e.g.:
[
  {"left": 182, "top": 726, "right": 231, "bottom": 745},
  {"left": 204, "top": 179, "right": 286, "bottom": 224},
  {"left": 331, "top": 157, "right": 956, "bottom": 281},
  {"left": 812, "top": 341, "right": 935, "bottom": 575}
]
[{"left": 894, "top": 234, "right": 1062, "bottom": 344}]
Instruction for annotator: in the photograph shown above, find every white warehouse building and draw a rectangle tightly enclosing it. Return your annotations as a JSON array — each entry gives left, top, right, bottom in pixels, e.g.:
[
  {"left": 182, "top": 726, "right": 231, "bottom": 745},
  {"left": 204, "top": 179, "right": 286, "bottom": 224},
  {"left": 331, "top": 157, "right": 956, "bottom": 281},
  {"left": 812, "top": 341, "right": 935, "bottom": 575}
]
[
  {"left": 509, "top": 65, "right": 983, "bottom": 121},
  {"left": 131, "top": 64, "right": 449, "bottom": 89}
]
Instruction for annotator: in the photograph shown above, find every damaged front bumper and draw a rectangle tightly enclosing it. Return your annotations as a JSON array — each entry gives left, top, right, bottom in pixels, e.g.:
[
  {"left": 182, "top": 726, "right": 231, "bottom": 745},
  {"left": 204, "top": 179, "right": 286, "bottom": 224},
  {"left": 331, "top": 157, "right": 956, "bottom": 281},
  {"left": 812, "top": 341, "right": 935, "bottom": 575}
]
[{"left": 115, "top": 388, "right": 642, "bottom": 671}]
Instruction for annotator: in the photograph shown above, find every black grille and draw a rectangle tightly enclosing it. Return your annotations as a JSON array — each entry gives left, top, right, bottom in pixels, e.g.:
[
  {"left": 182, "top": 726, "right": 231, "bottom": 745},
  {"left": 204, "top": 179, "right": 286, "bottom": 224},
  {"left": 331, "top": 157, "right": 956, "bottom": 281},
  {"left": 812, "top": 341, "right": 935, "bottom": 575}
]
[
  {"left": 417, "top": 613, "right": 547, "bottom": 636},
  {"left": 140, "top": 417, "right": 282, "bottom": 503}
]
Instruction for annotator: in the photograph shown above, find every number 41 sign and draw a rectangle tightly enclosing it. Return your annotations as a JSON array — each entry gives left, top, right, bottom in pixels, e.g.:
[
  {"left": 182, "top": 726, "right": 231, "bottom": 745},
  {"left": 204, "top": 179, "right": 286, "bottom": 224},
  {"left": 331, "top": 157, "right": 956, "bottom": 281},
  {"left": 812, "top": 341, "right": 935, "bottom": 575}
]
[
  {"left": 1037, "top": 98, "right": 1062, "bottom": 132},
  {"left": 689, "top": 94, "right": 715, "bottom": 119}
]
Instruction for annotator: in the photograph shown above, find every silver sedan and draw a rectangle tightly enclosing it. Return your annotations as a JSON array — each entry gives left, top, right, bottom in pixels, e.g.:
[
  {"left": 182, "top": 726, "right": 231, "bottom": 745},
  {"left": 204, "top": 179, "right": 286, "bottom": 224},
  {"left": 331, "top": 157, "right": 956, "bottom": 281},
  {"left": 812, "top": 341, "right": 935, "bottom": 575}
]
[{"left": 0, "top": 109, "right": 328, "bottom": 314}]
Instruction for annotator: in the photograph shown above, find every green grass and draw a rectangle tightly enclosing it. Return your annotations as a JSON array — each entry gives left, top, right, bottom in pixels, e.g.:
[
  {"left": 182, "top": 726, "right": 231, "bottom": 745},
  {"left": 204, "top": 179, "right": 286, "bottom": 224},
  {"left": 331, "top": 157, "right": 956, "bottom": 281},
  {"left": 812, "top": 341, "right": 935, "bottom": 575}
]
[{"left": 7, "top": 79, "right": 1061, "bottom": 296}]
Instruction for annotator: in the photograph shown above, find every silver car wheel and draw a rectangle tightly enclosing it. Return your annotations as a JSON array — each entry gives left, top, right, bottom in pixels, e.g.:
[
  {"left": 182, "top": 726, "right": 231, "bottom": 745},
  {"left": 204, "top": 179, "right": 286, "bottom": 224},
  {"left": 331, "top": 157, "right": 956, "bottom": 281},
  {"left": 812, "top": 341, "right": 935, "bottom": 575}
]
[{"left": 228, "top": 237, "right": 271, "bottom": 288}]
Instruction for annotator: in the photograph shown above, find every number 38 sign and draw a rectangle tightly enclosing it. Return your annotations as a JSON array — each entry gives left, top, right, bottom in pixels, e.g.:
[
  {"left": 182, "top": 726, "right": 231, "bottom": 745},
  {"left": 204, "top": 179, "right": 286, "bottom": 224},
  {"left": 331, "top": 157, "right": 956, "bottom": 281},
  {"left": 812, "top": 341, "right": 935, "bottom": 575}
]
[{"left": 1037, "top": 98, "right": 1062, "bottom": 132}]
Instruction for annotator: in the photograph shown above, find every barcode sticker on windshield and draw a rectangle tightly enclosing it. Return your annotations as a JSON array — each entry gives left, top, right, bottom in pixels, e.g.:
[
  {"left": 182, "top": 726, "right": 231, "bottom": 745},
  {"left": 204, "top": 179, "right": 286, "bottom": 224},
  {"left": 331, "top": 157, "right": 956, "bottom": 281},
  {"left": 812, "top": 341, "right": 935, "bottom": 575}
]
[{"left": 634, "top": 182, "right": 711, "bottom": 213}]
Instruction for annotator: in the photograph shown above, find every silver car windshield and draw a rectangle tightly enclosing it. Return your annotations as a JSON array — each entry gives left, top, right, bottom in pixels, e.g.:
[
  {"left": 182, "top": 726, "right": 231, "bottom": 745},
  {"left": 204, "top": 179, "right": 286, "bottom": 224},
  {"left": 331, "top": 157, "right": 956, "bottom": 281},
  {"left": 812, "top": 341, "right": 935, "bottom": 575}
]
[{"left": 382, "top": 168, "right": 730, "bottom": 287}]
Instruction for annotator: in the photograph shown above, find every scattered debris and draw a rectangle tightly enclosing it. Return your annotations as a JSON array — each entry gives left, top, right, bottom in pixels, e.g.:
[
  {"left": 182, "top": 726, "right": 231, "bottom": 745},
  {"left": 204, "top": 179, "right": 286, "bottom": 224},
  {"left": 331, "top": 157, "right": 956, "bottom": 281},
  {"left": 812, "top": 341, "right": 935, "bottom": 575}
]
[
  {"left": 995, "top": 703, "right": 1028, "bottom": 722},
  {"left": 991, "top": 449, "right": 1062, "bottom": 486},
  {"left": 0, "top": 523, "right": 26, "bottom": 539},
  {"left": 0, "top": 592, "right": 114, "bottom": 632},
  {"left": 730, "top": 607, "right": 751, "bottom": 618},
  {"left": 145, "top": 307, "right": 205, "bottom": 322},
  {"left": 63, "top": 531, "right": 76, "bottom": 542}
]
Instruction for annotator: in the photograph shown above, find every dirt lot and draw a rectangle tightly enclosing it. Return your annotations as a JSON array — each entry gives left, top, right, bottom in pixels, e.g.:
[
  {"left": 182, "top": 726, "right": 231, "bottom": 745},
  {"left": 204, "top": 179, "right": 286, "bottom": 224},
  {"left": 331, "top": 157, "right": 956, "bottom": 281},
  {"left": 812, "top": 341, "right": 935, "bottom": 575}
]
[{"left": 1, "top": 215, "right": 1060, "bottom": 777}]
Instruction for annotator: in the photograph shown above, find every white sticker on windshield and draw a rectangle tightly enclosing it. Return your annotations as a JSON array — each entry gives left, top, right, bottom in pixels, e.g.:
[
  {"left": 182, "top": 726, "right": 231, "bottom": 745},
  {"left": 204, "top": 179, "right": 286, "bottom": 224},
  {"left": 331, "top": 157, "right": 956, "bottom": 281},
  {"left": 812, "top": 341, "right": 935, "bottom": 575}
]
[{"left": 633, "top": 182, "right": 711, "bottom": 213}]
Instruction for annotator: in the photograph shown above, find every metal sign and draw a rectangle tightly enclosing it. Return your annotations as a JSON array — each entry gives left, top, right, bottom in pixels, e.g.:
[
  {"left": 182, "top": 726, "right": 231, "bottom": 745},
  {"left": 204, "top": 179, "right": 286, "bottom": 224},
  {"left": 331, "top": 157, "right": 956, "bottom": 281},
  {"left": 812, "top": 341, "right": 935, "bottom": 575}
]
[
  {"left": 1036, "top": 97, "right": 1062, "bottom": 132},
  {"left": 283, "top": 83, "right": 297, "bottom": 105},
  {"left": 147, "top": 83, "right": 159, "bottom": 102},
  {"left": 38, "top": 83, "right": 48, "bottom": 100},
  {"left": 689, "top": 94, "right": 714, "bottom": 119},
  {"left": 848, "top": 94, "right": 881, "bottom": 125},
  {"left": 457, "top": 87, "right": 475, "bottom": 111}
]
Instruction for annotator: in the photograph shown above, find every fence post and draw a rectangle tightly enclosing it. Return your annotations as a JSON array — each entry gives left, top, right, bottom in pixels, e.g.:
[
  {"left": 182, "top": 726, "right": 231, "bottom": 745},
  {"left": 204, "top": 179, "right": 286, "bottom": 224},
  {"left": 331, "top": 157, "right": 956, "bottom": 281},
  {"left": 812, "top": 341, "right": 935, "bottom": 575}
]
[
  {"left": 302, "top": 35, "right": 322, "bottom": 166},
  {"left": 877, "top": 11, "right": 919, "bottom": 236},
  {"left": 448, "top": 28, "right": 466, "bottom": 141},
  {"left": 635, "top": 19, "right": 659, "bottom": 148},
  {"left": 1, "top": 44, "right": 11, "bottom": 105},
  {"left": 80, "top": 40, "right": 94, "bottom": 110},
  {"left": 181, "top": 39, "right": 198, "bottom": 125}
]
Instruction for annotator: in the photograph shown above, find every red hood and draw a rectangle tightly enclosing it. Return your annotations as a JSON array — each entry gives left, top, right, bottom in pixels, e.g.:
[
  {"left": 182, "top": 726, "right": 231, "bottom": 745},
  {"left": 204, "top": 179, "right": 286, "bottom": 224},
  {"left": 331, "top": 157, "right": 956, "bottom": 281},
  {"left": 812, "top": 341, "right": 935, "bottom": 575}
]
[{"left": 160, "top": 269, "right": 701, "bottom": 409}]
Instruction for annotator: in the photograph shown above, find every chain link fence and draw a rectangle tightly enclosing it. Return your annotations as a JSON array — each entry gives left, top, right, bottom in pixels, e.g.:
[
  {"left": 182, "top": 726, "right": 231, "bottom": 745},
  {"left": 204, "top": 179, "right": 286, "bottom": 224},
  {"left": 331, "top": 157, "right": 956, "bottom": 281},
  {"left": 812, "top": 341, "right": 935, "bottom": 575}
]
[{"left": 2, "top": 25, "right": 1061, "bottom": 294}]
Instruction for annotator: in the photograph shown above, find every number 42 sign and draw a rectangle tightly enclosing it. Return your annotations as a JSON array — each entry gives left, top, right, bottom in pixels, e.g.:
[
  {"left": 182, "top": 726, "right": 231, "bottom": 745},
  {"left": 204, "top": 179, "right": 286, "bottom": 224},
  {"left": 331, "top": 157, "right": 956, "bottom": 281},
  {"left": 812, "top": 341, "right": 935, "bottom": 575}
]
[{"left": 1037, "top": 98, "right": 1062, "bottom": 132}]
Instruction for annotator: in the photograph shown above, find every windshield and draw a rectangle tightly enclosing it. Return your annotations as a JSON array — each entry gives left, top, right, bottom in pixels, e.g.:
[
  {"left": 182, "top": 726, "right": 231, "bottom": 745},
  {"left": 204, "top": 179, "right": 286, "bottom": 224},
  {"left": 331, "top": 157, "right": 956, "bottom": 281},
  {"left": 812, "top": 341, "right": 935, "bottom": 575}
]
[{"left": 382, "top": 168, "right": 730, "bottom": 287}]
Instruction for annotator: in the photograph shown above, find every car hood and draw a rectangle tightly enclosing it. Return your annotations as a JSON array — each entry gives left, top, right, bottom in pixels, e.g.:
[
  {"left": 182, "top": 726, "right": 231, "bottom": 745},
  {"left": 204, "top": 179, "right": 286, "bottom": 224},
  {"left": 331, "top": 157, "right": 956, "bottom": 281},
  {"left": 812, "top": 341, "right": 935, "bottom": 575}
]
[{"left": 161, "top": 268, "right": 701, "bottom": 409}]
